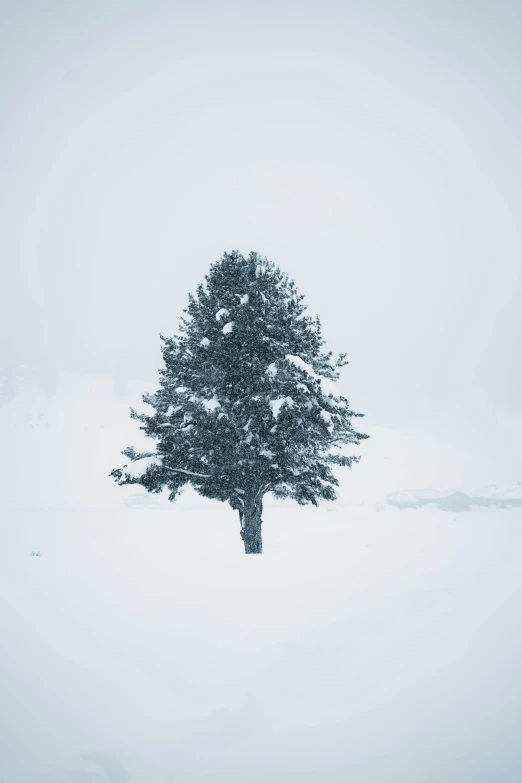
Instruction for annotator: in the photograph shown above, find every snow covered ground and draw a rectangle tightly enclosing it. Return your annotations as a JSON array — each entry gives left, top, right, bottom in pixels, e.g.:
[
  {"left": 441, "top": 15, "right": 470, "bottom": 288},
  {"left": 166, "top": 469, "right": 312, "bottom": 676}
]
[
  {"left": 2, "top": 379, "right": 522, "bottom": 781},
  {"left": 3, "top": 505, "right": 522, "bottom": 782}
]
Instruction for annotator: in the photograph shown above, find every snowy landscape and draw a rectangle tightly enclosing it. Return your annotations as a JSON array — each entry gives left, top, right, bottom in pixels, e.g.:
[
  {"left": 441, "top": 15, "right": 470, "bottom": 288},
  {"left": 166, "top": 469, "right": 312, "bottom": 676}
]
[
  {"left": 3, "top": 1, "right": 522, "bottom": 780},
  {"left": 2, "top": 381, "right": 522, "bottom": 781}
]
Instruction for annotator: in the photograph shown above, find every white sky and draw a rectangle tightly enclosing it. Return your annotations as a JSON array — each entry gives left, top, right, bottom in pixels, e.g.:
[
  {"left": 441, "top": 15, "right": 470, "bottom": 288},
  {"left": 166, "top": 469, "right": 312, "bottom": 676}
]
[{"left": 1, "top": 0, "right": 521, "bottom": 456}]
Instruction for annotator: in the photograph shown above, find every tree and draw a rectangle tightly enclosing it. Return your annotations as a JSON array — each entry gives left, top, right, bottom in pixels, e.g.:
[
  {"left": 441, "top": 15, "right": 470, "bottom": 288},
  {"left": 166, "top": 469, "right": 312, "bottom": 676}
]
[{"left": 110, "top": 251, "right": 368, "bottom": 554}]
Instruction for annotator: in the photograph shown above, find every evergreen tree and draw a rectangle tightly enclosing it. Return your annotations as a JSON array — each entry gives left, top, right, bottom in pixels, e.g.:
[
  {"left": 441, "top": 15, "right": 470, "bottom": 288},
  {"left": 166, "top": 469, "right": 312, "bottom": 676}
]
[{"left": 110, "top": 251, "right": 368, "bottom": 554}]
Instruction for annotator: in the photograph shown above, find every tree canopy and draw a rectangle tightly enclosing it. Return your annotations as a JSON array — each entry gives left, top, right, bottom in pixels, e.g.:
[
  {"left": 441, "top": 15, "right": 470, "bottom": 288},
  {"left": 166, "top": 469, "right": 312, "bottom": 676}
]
[{"left": 110, "top": 251, "right": 368, "bottom": 552}]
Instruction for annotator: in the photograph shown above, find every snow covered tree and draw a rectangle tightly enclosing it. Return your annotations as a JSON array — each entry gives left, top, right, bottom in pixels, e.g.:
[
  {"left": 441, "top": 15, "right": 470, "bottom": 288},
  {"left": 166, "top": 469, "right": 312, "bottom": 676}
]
[{"left": 110, "top": 251, "right": 368, "bottom": 554}]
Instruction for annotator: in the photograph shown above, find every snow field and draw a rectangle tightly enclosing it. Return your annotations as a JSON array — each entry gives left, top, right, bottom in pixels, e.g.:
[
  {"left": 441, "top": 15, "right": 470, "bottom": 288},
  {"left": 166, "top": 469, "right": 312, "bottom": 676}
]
[
  {"left": 2, "top": 385, "right": 522, "bottom": 780},
  {"left": 2, "top": 505, "right": 522, "bottom": 781}
]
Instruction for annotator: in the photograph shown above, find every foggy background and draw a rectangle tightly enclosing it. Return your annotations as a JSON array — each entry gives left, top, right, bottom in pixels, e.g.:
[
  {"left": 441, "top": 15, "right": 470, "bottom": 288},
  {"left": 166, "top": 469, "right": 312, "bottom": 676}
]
[
  {"left": 2, "top": 1, "right": 521, "bottom": 470},
  {"left": 2, "top": 4, "right": 522, "bottom": 782}
]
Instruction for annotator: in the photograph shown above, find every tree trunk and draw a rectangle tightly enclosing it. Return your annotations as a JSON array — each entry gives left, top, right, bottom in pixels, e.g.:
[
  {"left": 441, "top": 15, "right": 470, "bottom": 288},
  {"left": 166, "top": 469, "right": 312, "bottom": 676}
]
[{"left": 240, "top": 495, "right": 263, "bottom": 554}]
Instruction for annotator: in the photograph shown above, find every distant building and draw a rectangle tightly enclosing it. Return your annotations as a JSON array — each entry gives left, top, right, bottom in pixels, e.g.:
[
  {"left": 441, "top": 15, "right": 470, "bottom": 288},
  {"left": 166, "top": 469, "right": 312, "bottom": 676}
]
[
  {"left": 470, "top": 483, "right": 522, "bottom": 509},
  {"left": 387, "top": 483, "right": 522, "bottom": 511},
  {"left": 438, "top": 491, "right": 471, "bottom": 512},
  {"left": 387, "top": 489, "right": 446, "bottom": 510}
]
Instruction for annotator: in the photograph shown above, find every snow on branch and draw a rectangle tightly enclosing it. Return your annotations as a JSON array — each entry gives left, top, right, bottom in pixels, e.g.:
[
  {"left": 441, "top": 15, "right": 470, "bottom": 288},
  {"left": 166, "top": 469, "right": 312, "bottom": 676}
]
[
  {"left": 269, "top": 397, "right": 294, "bottom": 418},
  {"left": 285, "top": 354, "right": 339, "bottom": 398}
]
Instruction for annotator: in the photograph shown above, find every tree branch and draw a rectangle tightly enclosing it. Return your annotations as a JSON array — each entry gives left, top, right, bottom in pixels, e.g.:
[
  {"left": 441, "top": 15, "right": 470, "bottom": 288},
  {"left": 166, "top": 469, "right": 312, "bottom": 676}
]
[{"left": 165, "top": 467, "right": 211, "bottom": 479}]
